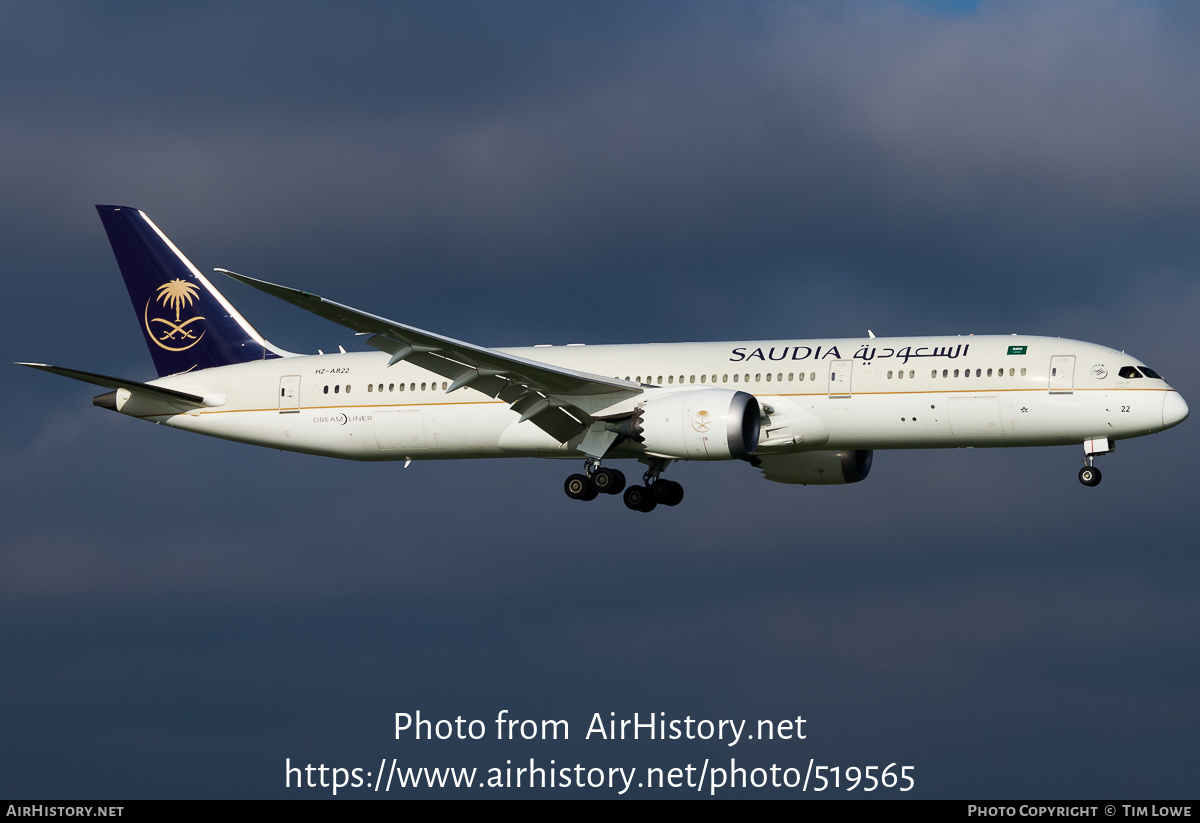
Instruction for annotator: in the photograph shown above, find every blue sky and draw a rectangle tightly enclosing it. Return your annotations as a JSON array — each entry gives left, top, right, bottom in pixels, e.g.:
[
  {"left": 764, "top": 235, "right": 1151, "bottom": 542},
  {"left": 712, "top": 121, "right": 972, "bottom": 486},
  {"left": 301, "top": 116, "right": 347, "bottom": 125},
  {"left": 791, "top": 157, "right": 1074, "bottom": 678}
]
[{"left": 3, "top": 0, "right": 1199, "bottom": 798}]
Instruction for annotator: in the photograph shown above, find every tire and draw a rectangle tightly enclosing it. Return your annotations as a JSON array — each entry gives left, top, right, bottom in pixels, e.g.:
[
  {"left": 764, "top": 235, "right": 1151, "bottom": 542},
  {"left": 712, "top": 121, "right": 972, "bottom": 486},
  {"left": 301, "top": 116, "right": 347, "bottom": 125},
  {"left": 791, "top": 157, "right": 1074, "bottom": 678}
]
[
  {"left": 1078, "top": 466, "right": 1102, "bottom": 487},
  {"left": 662, "top": 480, "right": 684, "bottom": 507},
  {"left": 650, "top": 479, "right": 684, "bottom": 507},
  {"left": 623, "top": 485, "right": 656, "bottom": 512},
  {"left": 565, "top": 473, "right": 594, "bottom": 499},
  {"left": 593, "top": 467, "right": 626, "bottom": 495}
]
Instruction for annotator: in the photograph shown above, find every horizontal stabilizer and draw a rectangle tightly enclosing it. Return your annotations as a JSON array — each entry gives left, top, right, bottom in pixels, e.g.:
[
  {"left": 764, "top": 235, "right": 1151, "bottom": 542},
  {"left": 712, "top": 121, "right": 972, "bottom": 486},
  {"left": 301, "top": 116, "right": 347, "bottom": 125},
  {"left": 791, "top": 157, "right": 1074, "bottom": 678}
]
[{"left": 16, "top": 363, "right": 205, "bottom": 405}]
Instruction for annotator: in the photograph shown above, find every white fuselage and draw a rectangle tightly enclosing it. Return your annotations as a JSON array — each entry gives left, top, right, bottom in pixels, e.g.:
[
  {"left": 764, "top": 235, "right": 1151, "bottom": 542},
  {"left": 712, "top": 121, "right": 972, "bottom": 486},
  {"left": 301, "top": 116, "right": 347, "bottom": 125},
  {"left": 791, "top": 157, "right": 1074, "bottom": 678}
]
[{"left": 112, "top": 334, "right": 1185, "bottom": 464}]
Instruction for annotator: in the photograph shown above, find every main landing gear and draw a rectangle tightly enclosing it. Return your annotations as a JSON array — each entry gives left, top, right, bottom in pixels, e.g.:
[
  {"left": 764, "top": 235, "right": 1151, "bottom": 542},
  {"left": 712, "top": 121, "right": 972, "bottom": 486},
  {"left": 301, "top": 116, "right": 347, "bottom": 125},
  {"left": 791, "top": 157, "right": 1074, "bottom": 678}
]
[
  {"left": 564, "top": 458, "right": 626, "bottom": 502},
  {"left": 563, "top": 457, "right": 685, "bottom": 512}
]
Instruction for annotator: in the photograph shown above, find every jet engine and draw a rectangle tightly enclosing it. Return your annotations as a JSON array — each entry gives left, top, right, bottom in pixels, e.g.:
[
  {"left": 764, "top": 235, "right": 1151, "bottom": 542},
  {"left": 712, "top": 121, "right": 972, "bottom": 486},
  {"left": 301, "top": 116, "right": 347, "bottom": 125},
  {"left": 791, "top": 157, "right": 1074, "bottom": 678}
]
[
  {"left": 757, "top": 450, "right": 873, "bottom": 485},
  {"left": 634, "top": 389, "right": 760, "bottom": 460}
]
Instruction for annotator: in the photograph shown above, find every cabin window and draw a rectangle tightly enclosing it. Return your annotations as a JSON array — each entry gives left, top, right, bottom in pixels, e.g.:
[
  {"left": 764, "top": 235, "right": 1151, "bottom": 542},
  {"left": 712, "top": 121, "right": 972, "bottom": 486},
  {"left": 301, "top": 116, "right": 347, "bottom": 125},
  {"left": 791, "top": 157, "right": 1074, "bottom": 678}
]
[
  {"left": 690, "top": 375, "right": 696, "bottom": 384},
  {"left": 334, "top": 385, "right": 340, "bottom": 393},
  {"left": 346, "top": 385, "right": 351, "bottom": 393},
  {"left": 766, "top": 373, "right": 772, "bottom": 382},
  {"left": 987, "top": 369, "right": 993, "bottom": 377},
  {"left": 668, "top": 375, "right": 674, "bottom": 384},
  {"left": 755, "top": 373, "right": 761, "bottom": 382},
  {"left": 368, "top": 384, "right": 373, "bottom": 392},
  {"left": 421, "top": 382, "right": 427, "bottom": 391},
  {"left": 700, "top": 374, "right": 706, "bottom": 383},
  {"left": 1020, "top": 368, "right": 1026, "bottom": 376},
  {"left": 799, "top": 372, "right": 805, "bottom": 381},
  {"left": 712, "top": 375, "right": 717, "bottom": 383},
  {"left": 975, "top": 369, "right": 981, "bottom": 377},
  {"left": 887, "top": 370, "right": 893, "bottom": 379},
  {"left": 733, "top": 374, "right": 739, "bottom": 382},
  {"left": 954, "top": 369, "right": 960, "bottom": 378}
]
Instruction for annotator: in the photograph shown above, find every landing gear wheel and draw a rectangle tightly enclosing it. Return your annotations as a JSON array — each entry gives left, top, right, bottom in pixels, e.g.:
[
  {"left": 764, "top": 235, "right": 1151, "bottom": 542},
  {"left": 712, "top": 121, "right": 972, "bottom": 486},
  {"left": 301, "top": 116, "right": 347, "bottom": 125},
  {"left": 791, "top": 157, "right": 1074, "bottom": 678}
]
[
  {"left": 1078, "top": 466, "right": 1102, "bottom": 487},
  {"left": 565, "top": 473, "right": 598, "bottom": 500},
  {"left": 651, "top": 479, "right": 684, "bottom": 507},
  {"left": 592, "top": 467, "right": 626, "bottom": 495},
  {"left": 623, "top": 485, "right": 657, "bottom": 512}
]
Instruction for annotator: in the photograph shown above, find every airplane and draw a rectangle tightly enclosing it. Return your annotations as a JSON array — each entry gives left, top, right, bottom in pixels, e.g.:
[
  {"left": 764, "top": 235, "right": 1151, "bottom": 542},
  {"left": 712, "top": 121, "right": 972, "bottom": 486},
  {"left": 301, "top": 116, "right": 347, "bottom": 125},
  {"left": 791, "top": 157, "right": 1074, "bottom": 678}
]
[{"left": 19, "top": 206, "right": 1190, "bottom": 512}]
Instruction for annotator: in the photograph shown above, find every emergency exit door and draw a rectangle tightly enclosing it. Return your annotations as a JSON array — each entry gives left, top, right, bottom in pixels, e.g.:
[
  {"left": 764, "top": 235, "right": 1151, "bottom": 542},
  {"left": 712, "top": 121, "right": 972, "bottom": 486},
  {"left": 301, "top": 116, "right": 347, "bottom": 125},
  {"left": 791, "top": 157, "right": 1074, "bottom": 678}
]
[
  {"left": 279, "top": 375, "right": 301, "bottom": 412},
  {"left": 1048, "top": 356, "right": 1075, "bottom": 394}
]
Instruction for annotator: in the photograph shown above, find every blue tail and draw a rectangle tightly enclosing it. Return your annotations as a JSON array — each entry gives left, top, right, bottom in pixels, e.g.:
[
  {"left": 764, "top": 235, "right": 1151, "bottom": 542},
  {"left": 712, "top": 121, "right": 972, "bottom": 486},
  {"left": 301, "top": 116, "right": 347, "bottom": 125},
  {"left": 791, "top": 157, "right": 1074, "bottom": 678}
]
[{"left": 96, "top": 205, "right": 285, "bottom": 377}]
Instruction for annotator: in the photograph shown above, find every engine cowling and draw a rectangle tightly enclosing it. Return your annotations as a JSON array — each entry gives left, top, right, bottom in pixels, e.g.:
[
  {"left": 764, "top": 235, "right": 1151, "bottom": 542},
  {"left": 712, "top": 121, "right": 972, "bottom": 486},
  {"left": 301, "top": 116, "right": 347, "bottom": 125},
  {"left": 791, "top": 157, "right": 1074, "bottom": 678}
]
[
  {"left": 637, "top": 389, "right": 760, "bottom": 460},
  {"left": 757, "top": 450, "right": 873, "bottom": 485}
]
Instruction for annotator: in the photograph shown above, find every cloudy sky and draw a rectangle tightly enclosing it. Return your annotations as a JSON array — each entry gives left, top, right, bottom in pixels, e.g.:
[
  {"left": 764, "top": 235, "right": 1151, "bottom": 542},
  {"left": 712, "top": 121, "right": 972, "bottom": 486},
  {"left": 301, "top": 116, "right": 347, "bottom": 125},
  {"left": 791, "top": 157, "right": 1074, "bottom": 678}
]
[{"left": 3, "top": 0, "right": 1199, "bottom": 798}]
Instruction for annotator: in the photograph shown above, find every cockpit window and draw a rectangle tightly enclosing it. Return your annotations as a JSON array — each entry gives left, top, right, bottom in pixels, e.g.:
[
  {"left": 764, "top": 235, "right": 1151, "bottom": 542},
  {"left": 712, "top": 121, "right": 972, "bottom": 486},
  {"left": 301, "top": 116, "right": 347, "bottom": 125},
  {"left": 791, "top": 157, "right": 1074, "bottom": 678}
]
[
  {"left": 1118, "top": 366, "right": 1142, "bottom": 379},
  {"left": 1139, "top": 367, "right": 1163, "bottom": 379}
]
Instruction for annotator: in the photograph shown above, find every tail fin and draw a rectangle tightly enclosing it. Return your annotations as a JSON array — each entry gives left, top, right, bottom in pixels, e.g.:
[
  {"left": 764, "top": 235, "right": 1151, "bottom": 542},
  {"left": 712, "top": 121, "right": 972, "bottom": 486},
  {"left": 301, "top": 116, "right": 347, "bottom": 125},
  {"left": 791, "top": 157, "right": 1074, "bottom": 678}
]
[{"left": 96, "top": 205, "right": 287, "bottom": 377}]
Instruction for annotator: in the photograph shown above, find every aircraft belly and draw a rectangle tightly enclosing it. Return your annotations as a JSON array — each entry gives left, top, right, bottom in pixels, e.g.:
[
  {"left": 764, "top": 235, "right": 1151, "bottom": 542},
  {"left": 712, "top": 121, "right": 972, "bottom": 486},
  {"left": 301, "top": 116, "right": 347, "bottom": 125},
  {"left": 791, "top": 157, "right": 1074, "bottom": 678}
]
[
  {"left": 169, "top": 408, "right": 377, "bottom": 458},
  {"left": 805, "top": 390, "right": 1120, "bottom": 450}
]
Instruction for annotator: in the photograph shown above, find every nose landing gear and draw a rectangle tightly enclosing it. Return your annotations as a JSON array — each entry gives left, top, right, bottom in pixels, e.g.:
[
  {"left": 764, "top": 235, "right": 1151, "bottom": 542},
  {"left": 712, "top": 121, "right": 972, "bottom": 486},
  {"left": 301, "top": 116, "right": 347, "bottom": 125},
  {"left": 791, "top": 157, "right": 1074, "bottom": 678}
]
[{"left": 1078, "top": 437, "right": 1113, "bottom": 487}]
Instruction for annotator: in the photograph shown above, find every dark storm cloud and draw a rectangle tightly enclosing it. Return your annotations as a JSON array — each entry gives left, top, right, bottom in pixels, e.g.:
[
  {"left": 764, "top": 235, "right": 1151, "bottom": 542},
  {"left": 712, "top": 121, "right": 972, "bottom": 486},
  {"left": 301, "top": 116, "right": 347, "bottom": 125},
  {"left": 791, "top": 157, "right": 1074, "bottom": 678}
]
[
  {"left": 4, "top": 0, "right": 1199, "bottom": 334},
  {"left": 4, "top": 0, "right": 1200, "bottom": 799}
]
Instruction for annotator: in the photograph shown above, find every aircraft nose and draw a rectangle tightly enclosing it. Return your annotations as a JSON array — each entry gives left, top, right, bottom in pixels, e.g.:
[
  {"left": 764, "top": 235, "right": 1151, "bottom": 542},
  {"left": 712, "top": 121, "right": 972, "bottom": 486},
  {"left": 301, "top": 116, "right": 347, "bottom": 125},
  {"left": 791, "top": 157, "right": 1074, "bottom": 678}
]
[{"left": 1162, "top": 391, "right": 1189, "bottom": 429}]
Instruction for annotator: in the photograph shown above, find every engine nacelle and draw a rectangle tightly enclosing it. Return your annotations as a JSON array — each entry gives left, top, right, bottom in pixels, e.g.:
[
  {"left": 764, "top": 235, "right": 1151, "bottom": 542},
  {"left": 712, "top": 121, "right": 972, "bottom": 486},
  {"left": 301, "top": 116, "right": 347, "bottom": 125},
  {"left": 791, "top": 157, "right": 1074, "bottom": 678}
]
[
  {"left": 638, "top": 389, "right": 760, "bottom": 460},
  {"left": 758, "top": 450, "right": 873, "bottom": 485}
]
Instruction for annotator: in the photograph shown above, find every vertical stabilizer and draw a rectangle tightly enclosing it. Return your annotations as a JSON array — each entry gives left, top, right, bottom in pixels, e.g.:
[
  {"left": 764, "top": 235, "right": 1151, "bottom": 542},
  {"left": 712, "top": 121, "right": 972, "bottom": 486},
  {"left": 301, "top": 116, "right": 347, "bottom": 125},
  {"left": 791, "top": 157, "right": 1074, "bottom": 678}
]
[{"left": 96, "top": 205, "right": 284, "bottom": 377}]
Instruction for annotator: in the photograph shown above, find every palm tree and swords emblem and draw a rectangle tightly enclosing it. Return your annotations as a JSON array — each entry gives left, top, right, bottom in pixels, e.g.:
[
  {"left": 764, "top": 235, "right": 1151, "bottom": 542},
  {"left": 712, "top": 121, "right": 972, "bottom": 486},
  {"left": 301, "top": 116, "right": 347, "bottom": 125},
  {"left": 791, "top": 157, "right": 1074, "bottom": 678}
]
[{"left": 143, "top": 278, "right": 206, "bottom": 351}]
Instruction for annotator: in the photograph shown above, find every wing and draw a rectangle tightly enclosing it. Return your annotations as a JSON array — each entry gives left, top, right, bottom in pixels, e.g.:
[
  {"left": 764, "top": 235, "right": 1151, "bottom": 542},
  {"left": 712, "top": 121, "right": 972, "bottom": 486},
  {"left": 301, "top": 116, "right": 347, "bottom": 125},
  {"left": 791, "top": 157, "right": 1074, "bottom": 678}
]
[{"left": 216, "top": 270, "right": 644, "bottom": 443}]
